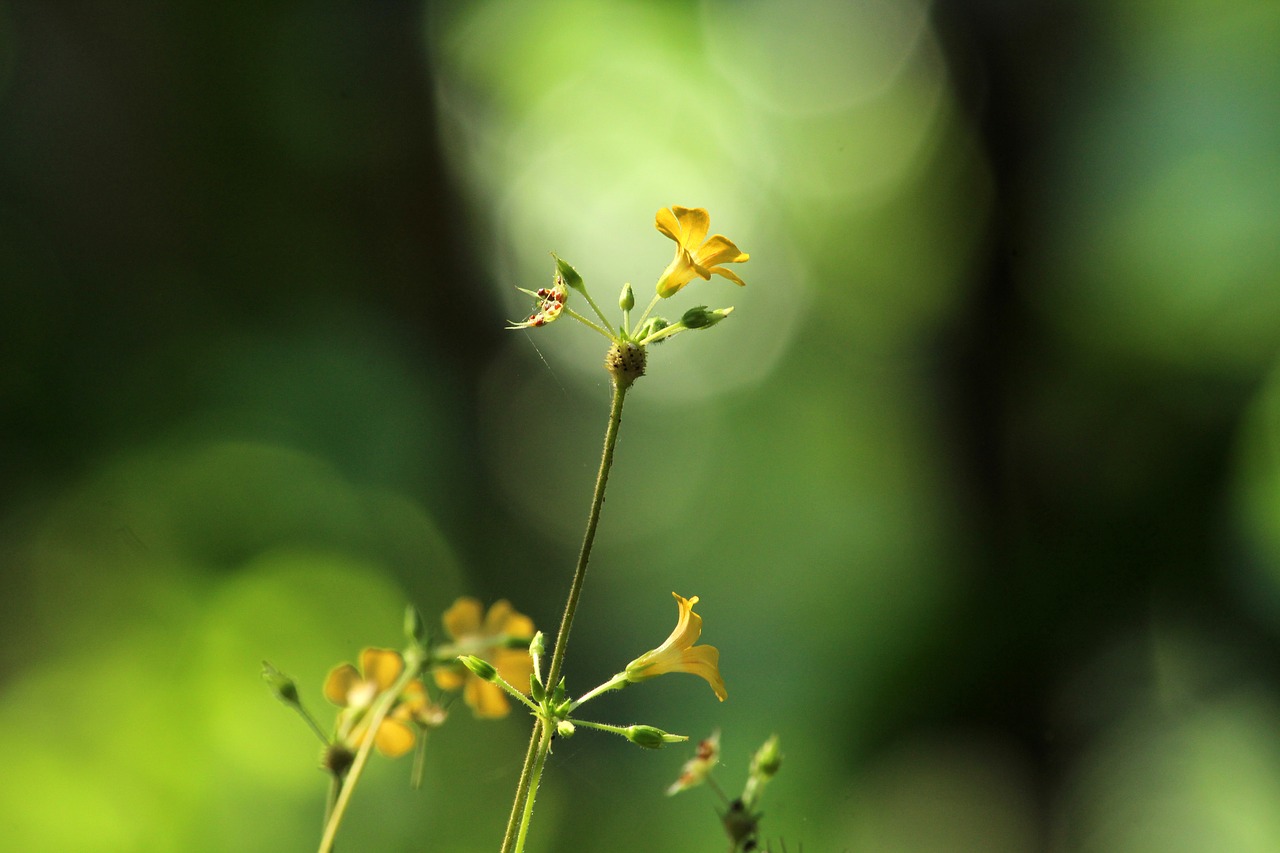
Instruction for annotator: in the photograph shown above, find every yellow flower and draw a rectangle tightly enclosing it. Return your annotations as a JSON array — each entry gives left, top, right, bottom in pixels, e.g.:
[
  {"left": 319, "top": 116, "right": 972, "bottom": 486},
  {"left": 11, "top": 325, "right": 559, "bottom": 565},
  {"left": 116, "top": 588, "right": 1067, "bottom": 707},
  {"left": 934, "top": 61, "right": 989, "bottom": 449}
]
[
  {"left": 324, "top": 648, "right": 436, "bottom": 758},
  {"left": 433, "top": 597, "right": 535, "bottom": 718},
  {"left": 654, "top": 206, "right": 749, "bottom": 298},
  {"left": 624, "top": 592, "right": 727, "bottom": 701}
]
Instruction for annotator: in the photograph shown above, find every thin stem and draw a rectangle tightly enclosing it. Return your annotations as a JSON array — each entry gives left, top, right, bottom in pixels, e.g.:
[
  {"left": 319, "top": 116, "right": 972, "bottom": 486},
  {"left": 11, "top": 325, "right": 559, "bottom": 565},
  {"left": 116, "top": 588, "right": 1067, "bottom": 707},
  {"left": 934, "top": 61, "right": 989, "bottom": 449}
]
[
  {"left": 296, "top": 703, "right": 332, "bottom": 746},
  {"left": 498, "top": 378, "right": 631, "bottom": 853},
  {"left": 547, "top": 378, "right": 629, "bottom": 690},
  {"left": 568, "top": 672, "right": 628, "bottom": 711},
  {"left": 565, "top": 718, "right": 630, "bottom": 737},
  {"left": 632, "top": 293, "right": 662, "bottom": 334},
  {"left": 514, "top": 720, "right": 554, "bottom": 853},
  {"left": 637, "top": 322, "right": 687, "bottom": 346},
  {"left": 323, "top": 774, "right": 343, "bottom": 838},
  {"left": 577, "top": 286, "right": 617, "bottom": 334},
  {"left": 500, "top": 726, "right": 542, "bottom": 853},
  {"left": 564, "top": 306, "right": 616, "bottom": 341}
]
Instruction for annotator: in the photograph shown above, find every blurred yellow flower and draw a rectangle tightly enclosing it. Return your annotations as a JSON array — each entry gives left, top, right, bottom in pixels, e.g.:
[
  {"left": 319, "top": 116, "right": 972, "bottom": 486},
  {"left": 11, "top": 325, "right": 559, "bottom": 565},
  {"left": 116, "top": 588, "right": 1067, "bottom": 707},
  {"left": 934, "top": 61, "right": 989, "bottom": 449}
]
[
  {"left": 654, "top": 206, "right": 749, "bottom": 298},
  {"left": 324, "top": 648, "right": 435, "bottom": 758},
  {"left": 624, "top": 592, "right": 727, "bottom": 701},
  {"left": 433, "top": 597, "right": 535, "bottom": 718}
]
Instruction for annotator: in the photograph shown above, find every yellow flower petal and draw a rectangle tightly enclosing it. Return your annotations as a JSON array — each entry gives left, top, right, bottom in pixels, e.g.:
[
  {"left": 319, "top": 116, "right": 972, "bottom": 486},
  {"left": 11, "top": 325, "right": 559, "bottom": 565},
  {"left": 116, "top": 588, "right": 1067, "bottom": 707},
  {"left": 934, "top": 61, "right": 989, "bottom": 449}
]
[
  {"left": 672, "top": 206, "right": 710, "bottom": 248},
  {"left": 442, "top": 596, "right": 483, "bottom": 639},
  {"left": 360, "top": 648, "right": 405, "bottom": 691},
  {"left": 433, "top": 664, "right": 466, "bottom": 692},
  {"left": 374, "top": 718, "right": 416, "bottom": 758},
  {"left": 502, "top": 612, "right": 535, "bottom": 639},
  {"left": 679, "top": 645, "right": 727, "bottom": 701},
  {"left": 707, "top": 265, "right": 746, "bottom": 287},
  {"left": 656, "top": 207, "right": 683, "bottom": 243},
  {"left": 465, "top": 676, "right": 512, "bottom": 718},
  {"left": 323, "top": 663, "right": 361, "bottom": 706},
  {"left": 482, "top": 599, "right": 515, "bottom": 635},
  {"left": 494, "top": 647, "right": 535, "bottom": 691},
  {"left": 695, "top": 235, "right": 748, "bottom": 268}
]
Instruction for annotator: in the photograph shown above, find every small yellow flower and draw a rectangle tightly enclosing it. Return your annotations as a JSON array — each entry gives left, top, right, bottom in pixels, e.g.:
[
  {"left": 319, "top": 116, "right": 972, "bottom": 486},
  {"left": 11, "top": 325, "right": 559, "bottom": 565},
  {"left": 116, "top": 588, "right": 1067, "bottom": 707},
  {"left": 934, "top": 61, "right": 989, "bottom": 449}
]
[
  {"left": 654, "top": 206, "right": 749, "bottom": 298},
  {"left": 324, "top": 648, "right": 434, "bottom": 758},
  {"left": 433, "top": 597, "right": 535, "bottom": 718},
  {"left": 625, "top": 592, "right": 727, "bottom": 701}
]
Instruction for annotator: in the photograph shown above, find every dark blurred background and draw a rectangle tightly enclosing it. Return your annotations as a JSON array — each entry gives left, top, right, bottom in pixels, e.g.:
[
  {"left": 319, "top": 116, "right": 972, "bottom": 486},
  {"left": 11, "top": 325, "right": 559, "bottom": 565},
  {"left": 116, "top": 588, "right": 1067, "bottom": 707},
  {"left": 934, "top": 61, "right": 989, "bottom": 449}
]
[{"left": 3, "top": 1, "right": 1280, "bottom": 851}]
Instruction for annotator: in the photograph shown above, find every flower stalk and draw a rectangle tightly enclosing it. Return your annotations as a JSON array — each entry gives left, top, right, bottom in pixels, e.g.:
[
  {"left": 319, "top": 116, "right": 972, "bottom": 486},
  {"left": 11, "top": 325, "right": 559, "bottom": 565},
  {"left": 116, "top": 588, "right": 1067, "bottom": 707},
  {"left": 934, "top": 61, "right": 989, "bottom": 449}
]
[
  {"left": 500, "top": 375, "right": 631, "bottom": 853},
  {"left": 497, "top": 206, "right": 745, "bottom": 852}
]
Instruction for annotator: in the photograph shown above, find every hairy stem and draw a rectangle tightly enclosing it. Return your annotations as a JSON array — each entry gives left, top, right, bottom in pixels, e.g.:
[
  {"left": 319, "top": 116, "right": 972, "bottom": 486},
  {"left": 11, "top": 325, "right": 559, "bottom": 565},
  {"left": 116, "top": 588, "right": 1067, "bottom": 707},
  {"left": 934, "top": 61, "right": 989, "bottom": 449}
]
[{"left": 498, "top": 378, "right": 631, "bottom": 852}]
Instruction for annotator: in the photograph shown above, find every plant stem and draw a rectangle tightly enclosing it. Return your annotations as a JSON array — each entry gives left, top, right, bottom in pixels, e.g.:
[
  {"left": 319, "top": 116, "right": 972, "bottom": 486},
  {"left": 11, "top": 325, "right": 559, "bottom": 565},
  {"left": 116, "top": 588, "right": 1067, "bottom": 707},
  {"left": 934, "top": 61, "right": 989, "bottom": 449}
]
[
  {"left": 498, "top": 378, "right": 631, "bottom": 853},
  {"left": 632, "top": 293, "right": 662, "bottom": 334},
  {"left": 514, "top": 720, "right": 554, "bottom": 853}
]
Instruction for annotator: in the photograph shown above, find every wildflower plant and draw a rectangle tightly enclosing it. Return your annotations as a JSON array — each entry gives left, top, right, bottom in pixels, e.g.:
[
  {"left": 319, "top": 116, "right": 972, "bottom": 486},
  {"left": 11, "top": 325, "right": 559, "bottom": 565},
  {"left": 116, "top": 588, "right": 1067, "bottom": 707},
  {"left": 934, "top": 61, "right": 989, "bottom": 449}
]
[
  {"left": 667, "top": 732, "right": 784, "bottom": 853},
  {"left": 265, "top": 205, "right": 749, "bottom": 852}
]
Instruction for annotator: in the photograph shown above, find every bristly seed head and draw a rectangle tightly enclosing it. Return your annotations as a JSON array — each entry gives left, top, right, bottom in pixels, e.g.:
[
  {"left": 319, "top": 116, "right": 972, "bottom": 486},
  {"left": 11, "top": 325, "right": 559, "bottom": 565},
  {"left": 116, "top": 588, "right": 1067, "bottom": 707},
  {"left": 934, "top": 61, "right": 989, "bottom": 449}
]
[{"left": 604, "top": 341, "right": 646, "bottom": 389}]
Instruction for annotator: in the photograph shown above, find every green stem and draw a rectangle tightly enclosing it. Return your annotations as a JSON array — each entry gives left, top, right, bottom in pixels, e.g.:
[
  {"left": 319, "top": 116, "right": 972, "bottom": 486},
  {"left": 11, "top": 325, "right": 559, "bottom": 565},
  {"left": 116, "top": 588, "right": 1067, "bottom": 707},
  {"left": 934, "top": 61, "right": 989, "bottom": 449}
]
[
  {"left": 578, "top": 286, "right": 617, "bottom": 334},
  {"left": 498, "top": 378, "right": 631, "bottom": 853},
  {"left": 631, "top": 293, "right": 662, "bottom": 335},
  {"left": 514, "top": 720, "right": 554, "bottom": 853},
  {"left": 568, "top": 672, "right": 628, "bottom": 711},
  {"left": 563, "top": 306, "right": 616, "bottom": 341}
]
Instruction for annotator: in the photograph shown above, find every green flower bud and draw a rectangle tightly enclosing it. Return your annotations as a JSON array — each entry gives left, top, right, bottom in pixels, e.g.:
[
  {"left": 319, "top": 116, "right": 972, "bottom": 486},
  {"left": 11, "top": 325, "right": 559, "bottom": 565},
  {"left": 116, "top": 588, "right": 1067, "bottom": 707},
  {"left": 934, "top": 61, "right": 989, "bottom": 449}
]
[
  {"left": 750, "top": 735, "right": 782, "bottom": 780},
  {"left": 625, "top": 725, "right": 687, "bottom": 750},
  {"left": 459, "top": 655, "right": 497, "bottom": 682},
  {"left": 529, "top": 631, "right": 546, "bottom": 658},
  {"left": 636, "top": 316, "right": 669, "bottom": 341},
  {"left": 557, "top": 720, "right": 576, "bottom": 738},
  {"left": 404, "top": 604, "right": 426, "bottom": 646},
  {"left": 554, "top": 255, "right": 584, "bottom": 291},
  {"left": 261, "top": 661, "right": 300, "bottom": 706},
  {"left": 619, "top": 282, "right": 635, "bottom": 311},
  {"left": 681, "top": 305, "right": 733, "bottom": 330}
]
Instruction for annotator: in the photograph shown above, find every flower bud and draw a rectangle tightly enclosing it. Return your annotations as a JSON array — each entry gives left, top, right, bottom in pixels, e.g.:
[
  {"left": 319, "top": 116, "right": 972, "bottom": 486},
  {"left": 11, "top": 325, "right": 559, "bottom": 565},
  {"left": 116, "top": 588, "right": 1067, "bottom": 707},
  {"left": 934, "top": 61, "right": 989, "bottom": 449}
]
[
  {"left": 681, "top": 305, "right": 733, "bottom": 329},
  {"left": 459, "top": 655, "right": 497, "bottom": 682},
  {"left": 624, "top": 725, "right": 687, "bottom": 749},
  {"left": 619, "top": 282, "right": 635, "bottom": 312},
  {"left": 635, "top": 316, "right": 669, "bottom": 342},
  {"left": 554, "top": 255, "right": 584, "bottom": 291},
  {"left": 750, "top": 735, "right": 782, "bottom": 780},
  {"left": 557, "top": 720, "right": 576, "bottom": 738},
  {"left": 262, "top": 661, "right": 300, "bottom": 706},
  {"left": 404, "top": 604, "right": 426, "bottom": 646}
]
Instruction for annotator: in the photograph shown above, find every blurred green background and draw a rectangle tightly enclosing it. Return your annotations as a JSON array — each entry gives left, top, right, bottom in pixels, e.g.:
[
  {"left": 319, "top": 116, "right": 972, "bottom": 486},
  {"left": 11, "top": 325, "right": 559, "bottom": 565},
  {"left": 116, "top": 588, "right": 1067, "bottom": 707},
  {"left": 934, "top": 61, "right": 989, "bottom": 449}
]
[{"left": 3, "top": 0, "right": 1280, "bottom": 850}]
